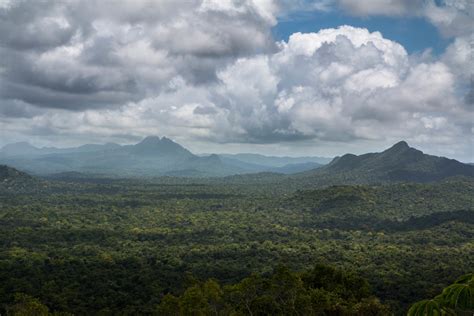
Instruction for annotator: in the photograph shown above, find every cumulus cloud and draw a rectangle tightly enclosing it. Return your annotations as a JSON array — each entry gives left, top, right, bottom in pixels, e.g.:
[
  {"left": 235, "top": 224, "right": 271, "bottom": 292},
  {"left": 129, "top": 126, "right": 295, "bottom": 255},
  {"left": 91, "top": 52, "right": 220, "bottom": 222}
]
[
  {"left": 336, "top": 0, "right": 473, "bottom": 126},
  {"left": 337, "top": 0, "right": 426, "bottom": 16},
  {"left": 423, "top": 0, "right": 473, "bottom": 37},
  {"left": 0, "top": 0, "right": 277, "bottom": 110},
  {"left": 337, "top": 0, "right": 472, "bottom": 27},
  {"left": 199, "top": 27, "right": 469, "bottom": 147},
  {"left": 0, "top": 0, "right": 472, "bottom": 160}
]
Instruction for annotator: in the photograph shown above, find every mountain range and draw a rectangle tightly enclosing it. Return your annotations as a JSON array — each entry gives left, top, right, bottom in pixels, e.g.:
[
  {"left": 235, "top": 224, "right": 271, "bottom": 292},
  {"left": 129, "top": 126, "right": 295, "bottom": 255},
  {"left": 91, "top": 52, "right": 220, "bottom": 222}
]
[
  {"left": 0, "top": 137, "right": 472, "bottom": 181},
  {"left": 0, "top": 136, "right": 327, "bottom": 177}
]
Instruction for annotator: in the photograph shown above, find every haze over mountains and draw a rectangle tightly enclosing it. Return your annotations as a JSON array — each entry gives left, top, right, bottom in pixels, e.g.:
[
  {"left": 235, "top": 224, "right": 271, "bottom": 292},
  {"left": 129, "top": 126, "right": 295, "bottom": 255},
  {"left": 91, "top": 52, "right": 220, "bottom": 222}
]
[
  {"left": 0, "top": 136, "right": 329, "bottom": 177},
  {"left": 0, "top": 137, "right": 472, "bottom": 181}
]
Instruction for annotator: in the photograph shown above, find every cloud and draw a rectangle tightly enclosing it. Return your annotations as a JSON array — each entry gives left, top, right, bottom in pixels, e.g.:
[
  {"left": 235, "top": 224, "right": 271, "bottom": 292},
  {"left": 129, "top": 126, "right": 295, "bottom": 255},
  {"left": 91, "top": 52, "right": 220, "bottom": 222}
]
[
  {"left": 442, "top": 36, "right": 472, "bottom": 82},
  {"left": 0, "top": 0, "right": 277, "bottom": 110},
  {"left": 0, "top": 1, "right": 472, "bottom": 160},
  {"left": 423, "top": 0, "right": 473, "bottom": 37},
  {"left": 337, "top": 0, "right": 473, "bottom": 38},
  {"left": 336, "top": 0, "right": 473, "bottom": 121},
  {"left": 6, "top": 26, "right": 469, "bottom": 148},
  {"left": 337, "top": 0, "right": 425, "bottom": 16}
]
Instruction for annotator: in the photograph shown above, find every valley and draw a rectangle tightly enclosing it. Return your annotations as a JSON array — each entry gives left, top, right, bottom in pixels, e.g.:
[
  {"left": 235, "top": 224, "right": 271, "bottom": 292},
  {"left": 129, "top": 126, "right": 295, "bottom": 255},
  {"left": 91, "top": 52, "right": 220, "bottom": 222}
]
[{"left": 0, "top": 140, "right": 473, "bottom": 314}]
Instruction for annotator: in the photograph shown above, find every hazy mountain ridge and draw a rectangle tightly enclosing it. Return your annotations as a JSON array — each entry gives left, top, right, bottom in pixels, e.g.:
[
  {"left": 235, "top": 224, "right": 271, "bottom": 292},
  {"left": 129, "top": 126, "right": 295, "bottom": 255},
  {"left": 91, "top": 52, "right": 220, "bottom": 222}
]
[
  {"left": 0, "top": 141, "right": 122, "bottom": 157},
  {"left": 1, "top": 139, "right": 472, "bottom": 180},
  {"left": 219, "top": 153, "right": 332, "bottom": 167},
  {"left": 0, "top": 137, "right": 328, "bottom": 177}
]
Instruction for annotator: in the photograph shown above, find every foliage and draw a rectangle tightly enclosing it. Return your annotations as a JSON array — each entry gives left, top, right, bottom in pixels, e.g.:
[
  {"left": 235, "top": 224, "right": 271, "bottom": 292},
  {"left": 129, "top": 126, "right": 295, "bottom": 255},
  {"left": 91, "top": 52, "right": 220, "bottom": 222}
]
[
  {"left": 0, "top": 175, "right": 472, "bottom": 314},
  {"left": 158, "top": 265, "right": 391, "bottom": 315},
  {"left": 6, "top": 293, "right": 50, "bottom": 316},
  {"left": 408, "top": 274, "right": 474, "bottom": 316}
]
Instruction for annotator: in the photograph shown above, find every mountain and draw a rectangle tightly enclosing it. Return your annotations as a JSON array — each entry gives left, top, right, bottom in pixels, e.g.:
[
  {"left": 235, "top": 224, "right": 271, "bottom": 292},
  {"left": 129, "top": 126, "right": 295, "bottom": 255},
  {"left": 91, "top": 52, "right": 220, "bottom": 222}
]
[
  {"left": 219, "top": 153, "right": 331, "bottom": 167},
  {"left": 269, "top": 162, "right": 323, "bottom": 174},
  {"left": 68, "top": 143, "right": 121, "bottom": 153},
  {"left": 3, "top": 139, "right": 467, "bottom": 181},
  {"left": 218, "top": 156, "right": 324, "bottom": 174},
  {"left": 0, "top": 165, "right": 44, "bottom": 193},
  {"left": 0, "top": 137, "right": 245, "bottom": 177},
  {"left": 0, "top": 164, "right": 32, "bottom": 181},
  {"left": 0, "top": 142, "right": 41, "bottom": 156},
  {"left": 0, "top": 141, "right": 121, "bottom": 157},
  {"left": 300, "top": 141, "right": 474, "bottom": 184},
  {"left": 130, "top": 136, "right": 193, "bottom": 157},
  {"left": 0, "top": 137, "right": 331, "bottom": 177}
]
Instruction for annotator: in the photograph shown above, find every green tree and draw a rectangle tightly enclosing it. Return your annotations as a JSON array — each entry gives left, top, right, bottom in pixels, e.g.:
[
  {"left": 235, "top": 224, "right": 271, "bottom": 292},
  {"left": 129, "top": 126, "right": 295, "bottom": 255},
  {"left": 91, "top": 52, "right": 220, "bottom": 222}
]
[
  {"left": 6, "top": 293, "right": 49, "bottom": 316},
  {"left": 157, "top": 294, "right": 180, "bottom": 316},
  {"left": 408, "top": 274, "right": 474, "bottom": 316}
]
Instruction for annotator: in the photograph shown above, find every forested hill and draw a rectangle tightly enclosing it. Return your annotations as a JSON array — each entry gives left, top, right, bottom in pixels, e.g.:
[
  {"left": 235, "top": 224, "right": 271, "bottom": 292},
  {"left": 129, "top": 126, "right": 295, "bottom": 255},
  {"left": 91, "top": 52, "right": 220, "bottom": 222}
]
[
  {"left": 297, "top": 141, "right": 474, "bottom": 185},
  {"left": 0, "top": 165, "right": 45, "bottom": 194},
  {"left": 0, "top": 165, "right": 31, "bottom": 180}
]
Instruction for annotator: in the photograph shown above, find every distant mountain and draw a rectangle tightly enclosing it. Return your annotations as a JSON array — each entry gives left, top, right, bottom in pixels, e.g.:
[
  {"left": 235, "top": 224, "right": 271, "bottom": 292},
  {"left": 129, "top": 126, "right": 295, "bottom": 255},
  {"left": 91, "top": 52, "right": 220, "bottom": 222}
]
[
  {"left": 219, "top": 156, "right": 324, "bottom": 174},
  {"left": 0, "top": 137, "right": 331, "bottom": 177},
  {"left": 0, "top": 142, "right": 41, "bottom": 156},
  {"left": 270, "top": 162, "right": 323, "bottom": 174},
  {"left": 0, "top": 141, "right": 121, "bottom": 157},
  {"left": 220, "top": 153, "right": 331, "bottom": 167},
  {"left": 70, "top": 143, "right": 121, "bottom": 153},
  {"left": 300, "top": 141, "right": 474, "bottom": 184},
  {"left": 4, "top": 139, "right": 465, "bottom": 181},
  {"left": 0, "top": 137, "right": 246, "bottom": 177},
  {"left": 130, "top": 136, "right": 193, "bottom": 158}
]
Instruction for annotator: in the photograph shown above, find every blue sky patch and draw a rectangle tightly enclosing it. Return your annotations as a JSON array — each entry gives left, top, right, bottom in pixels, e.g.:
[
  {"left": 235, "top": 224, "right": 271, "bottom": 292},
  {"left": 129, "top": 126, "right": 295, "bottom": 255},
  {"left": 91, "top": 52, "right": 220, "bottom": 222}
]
[{"left": 273, "top": 11, "right": 452, "bottom": 55}]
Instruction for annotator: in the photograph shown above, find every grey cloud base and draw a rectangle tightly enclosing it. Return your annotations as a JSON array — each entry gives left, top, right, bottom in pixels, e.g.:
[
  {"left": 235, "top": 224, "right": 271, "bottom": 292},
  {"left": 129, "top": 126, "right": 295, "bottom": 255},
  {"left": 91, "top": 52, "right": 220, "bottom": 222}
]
[{"left": 0, "top": 0, "right": 472, "bottom": 161}]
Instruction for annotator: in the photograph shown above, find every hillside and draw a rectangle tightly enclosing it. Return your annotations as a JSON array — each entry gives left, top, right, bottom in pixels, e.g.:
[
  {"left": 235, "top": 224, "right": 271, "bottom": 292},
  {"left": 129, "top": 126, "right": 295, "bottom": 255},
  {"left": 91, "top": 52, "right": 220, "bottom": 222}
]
[
  {"left": 286, "top": 179, "right": 474, "bottom": 230},
  {"left": 0, "top": 165, "right": 44, "bottom": 193},
  {"left": 299, "top": 141, "right": 474, "bottom": 185}
]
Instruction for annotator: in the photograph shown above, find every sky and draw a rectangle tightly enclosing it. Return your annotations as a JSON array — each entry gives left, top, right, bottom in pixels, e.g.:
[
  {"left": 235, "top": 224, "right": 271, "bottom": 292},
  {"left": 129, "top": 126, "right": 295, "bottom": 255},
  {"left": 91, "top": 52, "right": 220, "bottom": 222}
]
[{"left": 0, "top": 0, "right": 472, "bottom": 161}]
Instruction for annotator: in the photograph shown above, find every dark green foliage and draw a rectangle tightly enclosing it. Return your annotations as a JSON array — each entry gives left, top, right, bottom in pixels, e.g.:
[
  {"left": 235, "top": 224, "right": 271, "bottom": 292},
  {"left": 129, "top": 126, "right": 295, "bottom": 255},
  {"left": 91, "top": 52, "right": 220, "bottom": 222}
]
[
  {"left": 301, "top": 264, "right": 371, "bottom": 300},
  {"left": 408, "top": 274, "right": 474, "bottom": 315},
  {"left": 0, "top": 169, "right": 472, "bottom": 314},
  {"left": 158, "top": 265, "right": 391, "bottom": 315},
  {"left": 6, "top": 293, "right": 50, "bottom": 316}
]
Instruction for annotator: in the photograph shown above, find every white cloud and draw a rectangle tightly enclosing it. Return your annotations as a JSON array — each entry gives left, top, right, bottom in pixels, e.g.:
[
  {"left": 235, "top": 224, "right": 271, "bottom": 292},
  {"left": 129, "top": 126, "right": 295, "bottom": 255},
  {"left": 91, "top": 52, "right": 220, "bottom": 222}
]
[
  {"left": 442, "top": 36, "right": 472, "bottom": 81},
  {"left": 6, "top": 25, "right": 469, "bottom": 152},
  {"left": 0, "top": 1, "right": 472, "bottom": 160},
  {"left": 0, "top": 0, "right": 277, "bottom": 110},
  {"left": 338, "top": 0, "right": 473, "bottom": 38},
  {"left": 338, "top": 0, "right": 425, "bottom": 16}
]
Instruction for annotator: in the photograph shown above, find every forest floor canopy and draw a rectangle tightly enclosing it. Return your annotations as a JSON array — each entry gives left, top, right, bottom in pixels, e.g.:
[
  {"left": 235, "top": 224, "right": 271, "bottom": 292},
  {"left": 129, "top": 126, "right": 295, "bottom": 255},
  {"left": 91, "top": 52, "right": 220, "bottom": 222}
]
[{"left": 0, "top": 175, "right": 473, "bottom": 315}]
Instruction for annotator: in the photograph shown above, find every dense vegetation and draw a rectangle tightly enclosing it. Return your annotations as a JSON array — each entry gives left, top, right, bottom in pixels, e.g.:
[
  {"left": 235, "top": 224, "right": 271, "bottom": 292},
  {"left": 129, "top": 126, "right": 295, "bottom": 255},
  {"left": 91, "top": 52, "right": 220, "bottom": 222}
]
[
  {"left": 157, "top": 264, "right": 391, "bottom": 315},
  {"left": 408, "top": 273, "right": 473, "bottom": 316},
  {"left": 0, "top": 170, "right": 473, "bottom": 314}
]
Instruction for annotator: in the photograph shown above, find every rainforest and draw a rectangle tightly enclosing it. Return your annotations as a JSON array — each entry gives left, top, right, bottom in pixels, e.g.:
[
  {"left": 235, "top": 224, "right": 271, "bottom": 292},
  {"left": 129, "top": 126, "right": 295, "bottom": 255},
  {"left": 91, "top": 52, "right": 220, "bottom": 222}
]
[{"left": 0, "top": 141, "right": 473, "bottom": 315}]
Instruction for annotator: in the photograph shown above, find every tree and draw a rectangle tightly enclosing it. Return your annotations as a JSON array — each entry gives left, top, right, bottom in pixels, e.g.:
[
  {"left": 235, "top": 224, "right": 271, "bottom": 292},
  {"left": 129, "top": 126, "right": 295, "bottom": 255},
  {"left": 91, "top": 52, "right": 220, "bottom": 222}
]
[
  {"left": 6, "top": 293, "right": 49, "bottom": 316},
  {"left": 157, "top": 294, "right": 180, "bottom": 316},
  {"left": 408, "top": 274, "right": 474, "bottom": 316}
]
